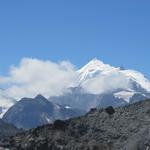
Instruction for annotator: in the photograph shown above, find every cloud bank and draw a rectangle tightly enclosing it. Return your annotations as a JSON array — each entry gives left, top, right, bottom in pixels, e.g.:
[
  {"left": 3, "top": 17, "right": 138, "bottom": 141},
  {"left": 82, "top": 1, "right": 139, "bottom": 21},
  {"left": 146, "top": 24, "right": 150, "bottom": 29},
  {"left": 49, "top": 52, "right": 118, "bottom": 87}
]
[
  {"left": 0, "top": 58, "right": 77, "bottom": 100},
  {"left": 0, "top": 58, "right": 134, "bottom": 100}
]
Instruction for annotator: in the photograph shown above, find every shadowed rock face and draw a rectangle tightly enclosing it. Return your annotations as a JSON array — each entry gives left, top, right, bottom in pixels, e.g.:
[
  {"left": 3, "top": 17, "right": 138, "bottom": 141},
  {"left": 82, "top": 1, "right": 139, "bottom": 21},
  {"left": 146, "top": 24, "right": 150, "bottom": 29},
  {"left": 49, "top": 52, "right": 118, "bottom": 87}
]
[
  {"left": 3, "top": 95, "right": 85, "bottom": 129},
  {"left": 2, "top": 99, "right": 150, "bottom": 149}
]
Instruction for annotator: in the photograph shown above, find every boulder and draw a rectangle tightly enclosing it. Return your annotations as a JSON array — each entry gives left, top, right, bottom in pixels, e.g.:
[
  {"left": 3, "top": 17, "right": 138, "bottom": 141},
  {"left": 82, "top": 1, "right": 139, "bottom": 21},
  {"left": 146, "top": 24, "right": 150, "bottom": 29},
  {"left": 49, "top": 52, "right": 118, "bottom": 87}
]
[
  {"left": 53, "top": 120, "right": 67, "bottom": 130},
  {"left": 105, "top": 106, "right": 115, "bottom": 115}
]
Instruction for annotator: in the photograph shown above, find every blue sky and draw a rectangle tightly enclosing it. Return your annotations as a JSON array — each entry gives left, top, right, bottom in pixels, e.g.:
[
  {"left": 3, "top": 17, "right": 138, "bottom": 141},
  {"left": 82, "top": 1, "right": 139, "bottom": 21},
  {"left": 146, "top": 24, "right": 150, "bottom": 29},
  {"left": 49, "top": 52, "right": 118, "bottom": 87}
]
[{"left": 0, "top": 0, "right": 150, "bottom": 78}]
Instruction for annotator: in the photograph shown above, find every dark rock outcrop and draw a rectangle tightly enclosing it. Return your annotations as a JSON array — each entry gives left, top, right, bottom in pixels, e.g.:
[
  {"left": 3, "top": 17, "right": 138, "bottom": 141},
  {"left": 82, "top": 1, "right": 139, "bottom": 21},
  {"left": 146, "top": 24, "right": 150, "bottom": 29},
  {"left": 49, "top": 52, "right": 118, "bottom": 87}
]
[
  {"left": 105, "top": 106, "right": 115, "bottom": 115},
  {"left": 2, "top": 99, "right": 150, "bottom": 149},
  {"left": 53, "top": 120, "right": 68, "bottom": 130}
]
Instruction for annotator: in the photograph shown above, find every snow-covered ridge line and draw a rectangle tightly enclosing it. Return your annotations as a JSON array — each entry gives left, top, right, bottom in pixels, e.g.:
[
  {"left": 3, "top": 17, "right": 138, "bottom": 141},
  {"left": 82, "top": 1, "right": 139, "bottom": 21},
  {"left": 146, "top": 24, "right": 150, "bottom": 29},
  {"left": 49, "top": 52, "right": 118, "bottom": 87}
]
[{"left": 78, "top": 58, "right": 150, "bottom": 93}]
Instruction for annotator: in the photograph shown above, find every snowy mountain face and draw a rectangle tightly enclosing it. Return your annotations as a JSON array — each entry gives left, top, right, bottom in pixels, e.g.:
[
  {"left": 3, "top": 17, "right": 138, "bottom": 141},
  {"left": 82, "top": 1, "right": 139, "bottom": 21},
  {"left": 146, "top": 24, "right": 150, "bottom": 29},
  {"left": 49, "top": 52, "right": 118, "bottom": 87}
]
[
  {"left": 78, "top": 59, "right": 150, "bottom": 91},
  {"left": 51, "top": 59, "right": 150, "bottom": 111},
  {"left": 77, "top": 58, "right": 150, "bottom": 102},
  {"left": 78, "top": 58, "right": 120, "bottom": 85}
]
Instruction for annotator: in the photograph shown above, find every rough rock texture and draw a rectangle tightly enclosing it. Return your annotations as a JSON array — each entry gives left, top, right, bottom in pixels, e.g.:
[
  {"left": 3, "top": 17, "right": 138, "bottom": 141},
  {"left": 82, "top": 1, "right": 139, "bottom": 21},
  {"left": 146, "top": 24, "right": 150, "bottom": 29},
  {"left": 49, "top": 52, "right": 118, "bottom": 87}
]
[{"left": 2, "top": 99, "right": 150, "bottom": 149}]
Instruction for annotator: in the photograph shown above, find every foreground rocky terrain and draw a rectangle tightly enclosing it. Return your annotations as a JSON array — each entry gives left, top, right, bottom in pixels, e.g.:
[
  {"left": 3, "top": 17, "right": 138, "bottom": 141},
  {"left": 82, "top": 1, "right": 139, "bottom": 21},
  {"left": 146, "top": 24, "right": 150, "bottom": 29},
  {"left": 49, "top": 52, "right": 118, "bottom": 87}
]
[{"left": 1, "top": 99, "right": 150, "bottom": 149}]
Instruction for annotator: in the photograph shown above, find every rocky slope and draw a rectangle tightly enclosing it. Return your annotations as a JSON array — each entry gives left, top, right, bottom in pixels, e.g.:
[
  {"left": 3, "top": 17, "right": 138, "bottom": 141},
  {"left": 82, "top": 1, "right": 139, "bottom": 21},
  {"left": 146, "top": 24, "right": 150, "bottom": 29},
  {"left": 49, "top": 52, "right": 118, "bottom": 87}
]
[{"left": 1, "top": 99, "right": 150, "bottom": 149}]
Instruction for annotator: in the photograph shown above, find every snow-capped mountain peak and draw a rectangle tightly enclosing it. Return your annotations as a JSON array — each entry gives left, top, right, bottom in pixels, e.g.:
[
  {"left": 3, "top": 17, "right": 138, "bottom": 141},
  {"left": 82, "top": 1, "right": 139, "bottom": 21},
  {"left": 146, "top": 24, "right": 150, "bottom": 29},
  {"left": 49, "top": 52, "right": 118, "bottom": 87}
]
[
  {"left": 76, "top": 58, "right": 150, "bottom": 103},
  {"left": 79, "top": 58, "right": 117, "bottom": 74},
  {"left": 78, "top": 58, "right": 120, "bottom": 85}
]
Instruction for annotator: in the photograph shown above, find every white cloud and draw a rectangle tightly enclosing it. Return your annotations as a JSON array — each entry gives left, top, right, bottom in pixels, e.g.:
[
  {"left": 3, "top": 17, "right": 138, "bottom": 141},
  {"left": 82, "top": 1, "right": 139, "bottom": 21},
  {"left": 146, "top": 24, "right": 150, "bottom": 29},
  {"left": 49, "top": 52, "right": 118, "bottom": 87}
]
[
  {"left": 0, "top": 58, "right": 136, "bottom": 100},
  {"left": 82, "top": 71, "right": 132, "bottom": 94},
  {"left": 0, "top": 58, "right": 77, "bottom": 100}
]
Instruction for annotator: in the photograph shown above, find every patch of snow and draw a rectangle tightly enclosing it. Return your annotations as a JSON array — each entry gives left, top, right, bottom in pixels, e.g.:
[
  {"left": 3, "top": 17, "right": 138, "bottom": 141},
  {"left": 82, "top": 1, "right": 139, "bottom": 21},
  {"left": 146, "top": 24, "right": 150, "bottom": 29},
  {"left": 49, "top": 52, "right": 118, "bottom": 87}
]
[
  {"left": 122, "top": 70, "right": 150, "bottom": 92},
  {"left": 65, "top": 105, "right": 71, "bottom": 109},
  {"left": 53, "top": 103, "right": 61, "bottom": 110},
  {"left": 45, "top": 117, "right": 52, "bottom": 123},
  {"left": 41, "top": 113, "right": 52, "bottom": 123},
  {"left": 114, "top": 90, "right": 135, "bottom": 103}
]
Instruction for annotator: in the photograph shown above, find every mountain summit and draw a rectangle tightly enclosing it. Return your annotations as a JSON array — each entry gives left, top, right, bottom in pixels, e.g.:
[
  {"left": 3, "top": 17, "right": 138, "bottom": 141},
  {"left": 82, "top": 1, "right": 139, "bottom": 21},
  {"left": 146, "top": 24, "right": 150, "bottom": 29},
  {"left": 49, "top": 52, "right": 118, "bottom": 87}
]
[
  {"left": 78, "top": 58, "right": 150, "bottom": 92},
  {"left": 78, "top": 58, "right": 119, "bottom": 85},
  {"left": 77, "top": 58, "right": 150, "bottom": 96},
  {"left": 79, "top": 58, "right": 116, "bottom": 73}
]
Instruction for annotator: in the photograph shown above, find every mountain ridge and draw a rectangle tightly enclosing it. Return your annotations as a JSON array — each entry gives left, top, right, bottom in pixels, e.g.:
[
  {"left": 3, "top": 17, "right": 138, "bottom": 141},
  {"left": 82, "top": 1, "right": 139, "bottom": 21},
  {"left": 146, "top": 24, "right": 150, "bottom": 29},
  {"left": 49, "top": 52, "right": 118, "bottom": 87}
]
[{"left": 0, "top": 58, "right": 150, "bottom": 118}]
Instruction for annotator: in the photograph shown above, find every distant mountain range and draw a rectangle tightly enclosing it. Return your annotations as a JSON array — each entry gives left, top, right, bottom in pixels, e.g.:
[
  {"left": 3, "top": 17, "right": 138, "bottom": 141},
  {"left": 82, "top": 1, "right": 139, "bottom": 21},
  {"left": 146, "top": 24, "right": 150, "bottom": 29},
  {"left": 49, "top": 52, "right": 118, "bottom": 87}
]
[{"left": 1, "top": 58, "right": 150, "bottom": 129}]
